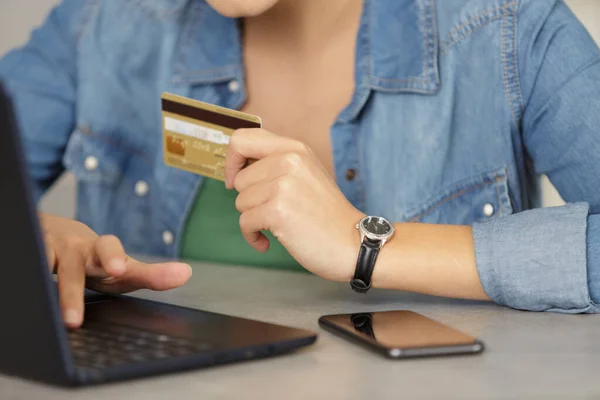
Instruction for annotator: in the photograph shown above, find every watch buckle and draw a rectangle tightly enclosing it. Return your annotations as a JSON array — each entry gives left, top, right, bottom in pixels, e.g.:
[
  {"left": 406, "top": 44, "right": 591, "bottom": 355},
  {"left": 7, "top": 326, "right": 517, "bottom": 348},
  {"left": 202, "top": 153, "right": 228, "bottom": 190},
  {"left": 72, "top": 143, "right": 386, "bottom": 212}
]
[{"left": 350, "top": 278, "right": 372, "bottom": 294}]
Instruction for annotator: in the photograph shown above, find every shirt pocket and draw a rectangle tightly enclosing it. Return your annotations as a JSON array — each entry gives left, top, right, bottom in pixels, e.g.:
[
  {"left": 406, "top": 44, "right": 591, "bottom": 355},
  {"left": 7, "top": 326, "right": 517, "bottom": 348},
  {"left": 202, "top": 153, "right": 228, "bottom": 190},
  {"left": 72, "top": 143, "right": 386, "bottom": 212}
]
[
  {"left": 404, "top": 168, "right": 513, "bottom": 225},
  {"left": 61, "top": 127, "right": 135, "bottom": 236},
  {"left": 62, "top": 127, "right": 129, "bottom": 185}
]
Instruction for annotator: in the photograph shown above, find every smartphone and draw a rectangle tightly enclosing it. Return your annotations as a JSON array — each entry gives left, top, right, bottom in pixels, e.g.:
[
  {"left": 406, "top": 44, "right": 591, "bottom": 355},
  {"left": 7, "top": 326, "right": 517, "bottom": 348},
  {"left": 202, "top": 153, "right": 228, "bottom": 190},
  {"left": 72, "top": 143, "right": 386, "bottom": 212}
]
[{"left": 318, "top": 310, "right": 484, "bottom": 359}]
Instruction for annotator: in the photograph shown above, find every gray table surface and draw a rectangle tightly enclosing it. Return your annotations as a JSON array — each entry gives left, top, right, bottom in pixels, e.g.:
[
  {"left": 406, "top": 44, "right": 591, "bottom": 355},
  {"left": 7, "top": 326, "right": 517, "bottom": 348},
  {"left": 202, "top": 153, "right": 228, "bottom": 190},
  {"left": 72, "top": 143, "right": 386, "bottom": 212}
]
[{"left": 1, "top": 260, "right": 599, "bottom": 400}]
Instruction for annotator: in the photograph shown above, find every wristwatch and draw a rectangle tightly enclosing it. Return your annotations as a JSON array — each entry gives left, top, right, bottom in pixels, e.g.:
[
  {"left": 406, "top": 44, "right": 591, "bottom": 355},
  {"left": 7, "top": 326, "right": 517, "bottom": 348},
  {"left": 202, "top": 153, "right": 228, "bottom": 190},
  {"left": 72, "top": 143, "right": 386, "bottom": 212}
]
[{"left": 350, "top": 216, "right": 394, "bottom": 293}]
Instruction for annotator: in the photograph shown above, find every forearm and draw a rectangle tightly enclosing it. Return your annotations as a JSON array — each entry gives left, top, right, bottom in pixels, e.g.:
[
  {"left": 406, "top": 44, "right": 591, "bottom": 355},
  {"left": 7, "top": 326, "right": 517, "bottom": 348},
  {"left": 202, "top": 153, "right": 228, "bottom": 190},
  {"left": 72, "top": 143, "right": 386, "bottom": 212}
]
[{"left": 370, "top": 223, "right": 490, "bottom": 301}]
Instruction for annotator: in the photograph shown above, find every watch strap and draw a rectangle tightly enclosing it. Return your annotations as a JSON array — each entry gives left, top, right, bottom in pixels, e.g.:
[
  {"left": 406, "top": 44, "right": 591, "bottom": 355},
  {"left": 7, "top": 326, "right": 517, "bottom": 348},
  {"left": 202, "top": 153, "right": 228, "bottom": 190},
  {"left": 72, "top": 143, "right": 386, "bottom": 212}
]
[{"left": 350, "top": 238, "right": 381, "bottom": 293}]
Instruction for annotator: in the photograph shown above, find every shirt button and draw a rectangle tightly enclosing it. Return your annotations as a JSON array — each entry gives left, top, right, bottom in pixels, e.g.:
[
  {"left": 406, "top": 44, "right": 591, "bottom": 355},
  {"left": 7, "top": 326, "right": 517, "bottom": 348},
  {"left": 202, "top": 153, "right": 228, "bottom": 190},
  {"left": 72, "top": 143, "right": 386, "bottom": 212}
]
[
  {"left": 134, "top": 180, "right": 149, "bottom": 197},
  {"left": 345, "top": 168, "right": 357, "bottom": 181},
  {"left": 162, "top": 231, "right": 174, "bottom": 246},
  {"left": 84, "top": 156, "right": 99, "bottom": 171},
  {"left": 228, "top": 80, "right": 240, "bottom": 93},
  {"left": 483, "top": 203, "right": 495, "bottom": 217}
]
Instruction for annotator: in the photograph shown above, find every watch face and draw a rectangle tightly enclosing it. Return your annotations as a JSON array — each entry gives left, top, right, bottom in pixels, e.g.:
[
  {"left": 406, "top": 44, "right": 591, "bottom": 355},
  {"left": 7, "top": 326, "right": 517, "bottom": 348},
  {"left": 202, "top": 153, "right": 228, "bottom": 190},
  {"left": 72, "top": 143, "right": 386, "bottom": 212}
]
[{"left": 361, "top": 216, "right": 392, "bottom": 236}]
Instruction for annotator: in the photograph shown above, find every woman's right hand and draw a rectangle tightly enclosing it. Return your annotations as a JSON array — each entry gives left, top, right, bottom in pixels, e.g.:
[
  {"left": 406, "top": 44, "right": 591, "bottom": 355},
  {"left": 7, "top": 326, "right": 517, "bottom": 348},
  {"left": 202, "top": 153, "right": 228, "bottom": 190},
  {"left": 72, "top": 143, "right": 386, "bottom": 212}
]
[{"left": 40, "top": 213, "right": 192, "bottom": 329}]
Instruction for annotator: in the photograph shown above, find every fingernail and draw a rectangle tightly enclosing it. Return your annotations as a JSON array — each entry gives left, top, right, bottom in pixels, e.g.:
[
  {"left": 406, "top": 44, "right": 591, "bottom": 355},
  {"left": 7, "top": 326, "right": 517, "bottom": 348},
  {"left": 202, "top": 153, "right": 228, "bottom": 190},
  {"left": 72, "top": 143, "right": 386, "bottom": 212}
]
[
  {"left": 108, "top": 259, "right": 126, "bottom": 275},
  {"left": 64, "top": 309, "right": 80, "bottom": 325}
]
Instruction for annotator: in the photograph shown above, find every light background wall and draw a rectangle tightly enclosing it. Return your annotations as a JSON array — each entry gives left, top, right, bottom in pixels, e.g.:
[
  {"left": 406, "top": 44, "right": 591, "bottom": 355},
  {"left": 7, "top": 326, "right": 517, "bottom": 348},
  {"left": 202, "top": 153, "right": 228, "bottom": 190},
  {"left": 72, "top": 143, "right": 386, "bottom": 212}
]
[{"left": 0, "top": 0, "right": 598, "bottom": 218}]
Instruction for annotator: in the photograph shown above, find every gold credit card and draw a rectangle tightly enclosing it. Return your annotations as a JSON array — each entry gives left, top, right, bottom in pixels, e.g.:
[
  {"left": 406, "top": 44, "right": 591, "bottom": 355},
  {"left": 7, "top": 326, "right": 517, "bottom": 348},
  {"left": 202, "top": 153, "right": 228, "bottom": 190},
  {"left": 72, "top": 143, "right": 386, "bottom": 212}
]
[{"left": 161, "top": 92, "right": 262, "bottom": 181}]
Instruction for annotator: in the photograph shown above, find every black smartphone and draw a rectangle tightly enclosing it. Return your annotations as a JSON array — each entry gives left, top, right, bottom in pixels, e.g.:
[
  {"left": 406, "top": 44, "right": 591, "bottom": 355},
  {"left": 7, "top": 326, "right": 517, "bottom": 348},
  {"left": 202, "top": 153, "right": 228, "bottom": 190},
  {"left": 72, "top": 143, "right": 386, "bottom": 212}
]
[{"left": 319, "top": 310, "right": 484, "bottom": 359}]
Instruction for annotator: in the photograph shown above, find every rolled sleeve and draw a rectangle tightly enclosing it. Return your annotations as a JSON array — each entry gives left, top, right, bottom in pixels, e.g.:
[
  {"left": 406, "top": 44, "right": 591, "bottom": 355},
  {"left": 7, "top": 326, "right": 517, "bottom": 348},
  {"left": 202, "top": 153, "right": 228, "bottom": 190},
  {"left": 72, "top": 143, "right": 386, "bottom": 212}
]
[
  {"left": 473, "top": 203, "right": 599, "bottom": 313},
  {"left": 587, "top": 214, "right": 600, "bottom": 304}
]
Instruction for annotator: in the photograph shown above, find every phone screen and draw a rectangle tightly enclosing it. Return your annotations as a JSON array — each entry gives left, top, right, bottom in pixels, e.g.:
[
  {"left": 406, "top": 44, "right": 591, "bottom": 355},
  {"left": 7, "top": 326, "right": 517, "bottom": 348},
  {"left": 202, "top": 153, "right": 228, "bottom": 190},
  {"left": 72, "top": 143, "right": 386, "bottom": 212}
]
[{"left": 319, "top": 311, "right": 482, "bottom": 357}]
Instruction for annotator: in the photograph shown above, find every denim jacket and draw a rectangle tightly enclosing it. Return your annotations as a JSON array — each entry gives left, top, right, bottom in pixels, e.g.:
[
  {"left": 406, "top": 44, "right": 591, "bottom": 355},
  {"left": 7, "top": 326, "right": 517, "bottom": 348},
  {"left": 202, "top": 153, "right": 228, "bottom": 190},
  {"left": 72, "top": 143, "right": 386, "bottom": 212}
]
[{"left": 1, "top": 0, "right": 599, "bottom": 313}]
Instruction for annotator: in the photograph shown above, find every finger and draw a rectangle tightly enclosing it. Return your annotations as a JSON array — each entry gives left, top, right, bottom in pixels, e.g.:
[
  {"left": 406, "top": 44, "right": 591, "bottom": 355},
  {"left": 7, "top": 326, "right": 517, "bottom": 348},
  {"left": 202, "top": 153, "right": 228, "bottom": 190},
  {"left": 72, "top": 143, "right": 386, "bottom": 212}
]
[
  {"left": 239, "top": 205, "right": 273, "bottom": 253},
  {"left": 225, "top": 128, "right": 306, "bottom": 189},
  {"left": 235, "top": 180, "right": 272, "bottom": 213},
  {"left": 89, "top": 261, "right": 192, "bottom": 293},
  {"left": 93, "top": 235, "right": 128, "bottom": 277},
  {"left": 233, "top": 152, "right": 305, "bottom": 193},
  {"left": 44, "top": 234, "right": 57, "bottom": 274},
  {"left": 57, "top": 248, "right": 87, "bottom": 329},
  {"left": 236, "top": 175, "right": 296, "bottom": 213}
]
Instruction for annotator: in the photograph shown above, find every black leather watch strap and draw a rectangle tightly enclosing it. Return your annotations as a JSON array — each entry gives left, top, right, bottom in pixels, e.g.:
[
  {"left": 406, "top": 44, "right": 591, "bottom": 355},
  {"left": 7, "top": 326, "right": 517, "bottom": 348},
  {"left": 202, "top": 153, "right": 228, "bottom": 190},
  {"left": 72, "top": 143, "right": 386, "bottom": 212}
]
[{"left": 350, "top": 238, "right": 381, "bottom": 293}]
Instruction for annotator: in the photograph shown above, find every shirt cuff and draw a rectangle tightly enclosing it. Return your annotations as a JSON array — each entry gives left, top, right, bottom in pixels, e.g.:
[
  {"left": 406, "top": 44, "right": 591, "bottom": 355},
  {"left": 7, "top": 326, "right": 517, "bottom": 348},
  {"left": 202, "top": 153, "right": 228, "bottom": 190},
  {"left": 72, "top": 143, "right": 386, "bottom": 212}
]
[
  {"left": 586, "top": 213, "right": 600, "bottom": 303},
  {"left": 472, "top": 203, "right": 599, "bottom": 313}
]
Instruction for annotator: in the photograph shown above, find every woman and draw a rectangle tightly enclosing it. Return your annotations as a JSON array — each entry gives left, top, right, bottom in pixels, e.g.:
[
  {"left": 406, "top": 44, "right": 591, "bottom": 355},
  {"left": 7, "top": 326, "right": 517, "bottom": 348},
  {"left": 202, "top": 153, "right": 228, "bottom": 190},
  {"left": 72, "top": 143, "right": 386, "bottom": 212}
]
[{"left": 1, "top": 0, "right": 599, "bottom": 328}]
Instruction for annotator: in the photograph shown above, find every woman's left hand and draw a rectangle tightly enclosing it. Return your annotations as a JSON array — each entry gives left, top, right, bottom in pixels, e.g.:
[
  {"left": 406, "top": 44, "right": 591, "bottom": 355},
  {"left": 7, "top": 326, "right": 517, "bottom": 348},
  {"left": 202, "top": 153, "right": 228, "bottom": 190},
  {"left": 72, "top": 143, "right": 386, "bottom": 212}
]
[{"left": 224, "top": 128, "right": 365, "bottom": 282}]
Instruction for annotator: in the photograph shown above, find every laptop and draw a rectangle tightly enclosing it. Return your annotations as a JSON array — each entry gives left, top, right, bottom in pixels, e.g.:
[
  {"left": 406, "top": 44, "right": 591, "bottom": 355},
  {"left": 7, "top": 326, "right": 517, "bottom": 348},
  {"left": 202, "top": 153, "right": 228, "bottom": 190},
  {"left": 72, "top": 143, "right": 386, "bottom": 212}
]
[{"left": 0, "top": 82, "right": 317, "bottom": 386}]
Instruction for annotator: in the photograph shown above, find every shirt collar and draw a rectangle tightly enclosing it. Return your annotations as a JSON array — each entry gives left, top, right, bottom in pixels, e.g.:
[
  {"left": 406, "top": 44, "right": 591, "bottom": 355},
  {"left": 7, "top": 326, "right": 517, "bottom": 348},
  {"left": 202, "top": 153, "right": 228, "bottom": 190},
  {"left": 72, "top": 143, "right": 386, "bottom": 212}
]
[
  {"left": 174, "top": 0, "right": 440, "bottom": 95},
  {"left": 172, "top": 1, "right": 241, "bottom": 85},
  {"left": 364, "top": 0, "right": 440, "bottom": 94}
]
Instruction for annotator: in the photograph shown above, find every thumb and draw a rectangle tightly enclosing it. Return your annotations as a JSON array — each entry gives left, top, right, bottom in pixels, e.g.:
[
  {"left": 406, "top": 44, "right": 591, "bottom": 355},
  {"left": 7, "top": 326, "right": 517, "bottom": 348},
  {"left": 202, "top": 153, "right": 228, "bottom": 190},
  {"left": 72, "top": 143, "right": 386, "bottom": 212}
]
[{"left": 89, "top": 259, "right": 192, "bottom": 294}]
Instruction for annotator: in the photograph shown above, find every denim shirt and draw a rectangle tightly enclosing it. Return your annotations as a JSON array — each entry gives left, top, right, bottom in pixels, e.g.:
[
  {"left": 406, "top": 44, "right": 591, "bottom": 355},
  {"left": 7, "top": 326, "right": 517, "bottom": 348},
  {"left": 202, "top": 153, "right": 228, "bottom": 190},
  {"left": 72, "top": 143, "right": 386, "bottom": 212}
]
[{"left": 1, "top": 0, "right": 599, "bottom": 313}]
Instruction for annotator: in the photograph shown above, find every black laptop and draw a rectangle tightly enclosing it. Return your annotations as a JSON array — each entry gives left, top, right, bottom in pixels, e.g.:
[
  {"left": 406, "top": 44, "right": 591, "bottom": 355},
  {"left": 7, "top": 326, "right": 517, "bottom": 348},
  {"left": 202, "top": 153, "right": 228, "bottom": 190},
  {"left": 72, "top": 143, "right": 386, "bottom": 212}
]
[{"left": 0, "top": 82, "right": 317, "bottom": 386}]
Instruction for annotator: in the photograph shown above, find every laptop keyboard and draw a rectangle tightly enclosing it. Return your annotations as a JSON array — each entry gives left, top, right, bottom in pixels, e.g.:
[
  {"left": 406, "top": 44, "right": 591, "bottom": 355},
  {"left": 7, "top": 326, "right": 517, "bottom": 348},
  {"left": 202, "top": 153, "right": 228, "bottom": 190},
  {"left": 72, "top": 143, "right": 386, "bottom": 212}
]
[{"left": 68, "top": 323, "right": 214, "bottom": 371}]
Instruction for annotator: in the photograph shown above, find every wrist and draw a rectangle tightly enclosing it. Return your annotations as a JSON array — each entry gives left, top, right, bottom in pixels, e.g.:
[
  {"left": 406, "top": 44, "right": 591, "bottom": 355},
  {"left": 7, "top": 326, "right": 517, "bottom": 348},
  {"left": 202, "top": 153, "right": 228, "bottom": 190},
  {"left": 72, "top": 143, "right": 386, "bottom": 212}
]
[{"left": 331, "top": 211, "right": 365, "bottom": 283}]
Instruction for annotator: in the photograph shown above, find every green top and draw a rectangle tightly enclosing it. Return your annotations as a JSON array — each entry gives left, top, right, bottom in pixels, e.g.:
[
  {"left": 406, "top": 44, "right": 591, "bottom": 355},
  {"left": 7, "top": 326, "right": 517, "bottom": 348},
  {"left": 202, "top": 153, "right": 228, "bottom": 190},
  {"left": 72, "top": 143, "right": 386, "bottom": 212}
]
[{"left": 181, "top": 178, "right": 304, "bottom": 272}]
